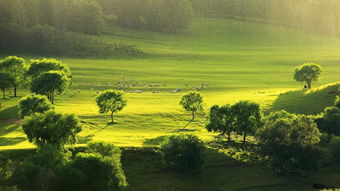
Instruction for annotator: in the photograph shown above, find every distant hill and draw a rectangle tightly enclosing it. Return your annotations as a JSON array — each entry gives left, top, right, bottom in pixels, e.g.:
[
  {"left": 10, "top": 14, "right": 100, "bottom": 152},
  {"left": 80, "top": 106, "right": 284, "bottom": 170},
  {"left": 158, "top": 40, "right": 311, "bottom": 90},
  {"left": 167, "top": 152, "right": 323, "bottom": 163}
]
[{"left": 269, "top": 82, "right": 340, "bottom": 115}]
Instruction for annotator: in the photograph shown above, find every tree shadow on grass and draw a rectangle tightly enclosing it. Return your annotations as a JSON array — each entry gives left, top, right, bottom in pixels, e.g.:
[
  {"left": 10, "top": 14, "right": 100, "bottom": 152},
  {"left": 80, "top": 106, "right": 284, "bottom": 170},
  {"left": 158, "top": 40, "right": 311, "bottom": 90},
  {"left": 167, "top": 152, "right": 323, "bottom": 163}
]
[
  {"left": 0, "top": 123, "right": 20, "bottom": 136},
  {"left": 0, "top": 105, "right": 19, "bottom": 120},
  {"left": 0, "top": 137, "right": 26, "bottom": 146},
  {"left": 77, "top": 134, "right": 95, "bottom": 144},
  {"left": 143, "top": 135, "right": 168, "bottom": 147}
]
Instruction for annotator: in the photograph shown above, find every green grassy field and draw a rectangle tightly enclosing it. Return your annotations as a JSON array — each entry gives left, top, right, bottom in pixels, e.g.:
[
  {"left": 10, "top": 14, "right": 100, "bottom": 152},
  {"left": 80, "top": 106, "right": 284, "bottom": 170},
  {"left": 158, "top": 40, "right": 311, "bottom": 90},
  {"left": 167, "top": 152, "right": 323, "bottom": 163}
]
[{"left": 0, "top": 18, "right": 340, "bottom": 150}]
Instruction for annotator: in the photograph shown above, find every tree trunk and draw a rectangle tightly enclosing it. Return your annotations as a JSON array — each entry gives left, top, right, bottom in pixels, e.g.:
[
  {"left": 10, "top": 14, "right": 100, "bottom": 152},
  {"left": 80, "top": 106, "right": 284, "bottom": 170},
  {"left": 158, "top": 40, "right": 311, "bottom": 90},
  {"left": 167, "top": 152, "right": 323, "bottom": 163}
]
[
  {"left": 14, "top": 86, "right": 17, "bottom": 97},
  {"left": 192, "top": 111, "right": 195, "bottom": 120},
  {"left": 227, "top": 132, "right": 231, "bottom": 143},
  {"left": 111, "top": 111, "right": 114, "bottom": 123},
  {"left": 307, "top": 81, "right": 312, "bottom": 89},
  {"left": 2, "top": 88, "right": 5, "bottom": 99},
  {"left": 243, "top": 133, "right": 247, "bottom": 144}
]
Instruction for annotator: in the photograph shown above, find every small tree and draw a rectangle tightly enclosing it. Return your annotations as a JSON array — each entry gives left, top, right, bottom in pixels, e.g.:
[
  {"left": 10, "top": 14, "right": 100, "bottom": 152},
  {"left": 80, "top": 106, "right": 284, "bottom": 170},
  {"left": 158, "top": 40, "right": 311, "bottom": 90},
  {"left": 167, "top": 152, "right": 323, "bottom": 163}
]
[
  {"left": 258, "top": 112, "right": 322, "bottom": 174},
  {"left": 293, "top": 63, "right": 323, "bottom": 89},
  {"left": 179, "top": 92, "right": 203, "bottom": 120},
  {"left": 0, "top": 56, "right": 28, "bottom": 97},
  {"left": 18, "top": 93, "right": 54, "bottom": 119},
  {"left": 231, "top": 101, "right": 263, "bottom": 143},
  {"left": 30, "top": 71, "right": 71, "bottom": 104},
  {"left": 96, "top": 90, "right": 127, "bottom": 123},
  {"left": 22, "top": 110, "right": 82, "bottom": 147},
  {"left": 27, "top": 58, "right": 71, "bottom": 79},
  {"left": 0, "top": 72, "right": 14, "bottom": 99},
  {"left": 206, "top": 104, "right": 235, "bottom": 142},
  {"left": 159, "top": 134, "right": 203, "bottom": 170}
]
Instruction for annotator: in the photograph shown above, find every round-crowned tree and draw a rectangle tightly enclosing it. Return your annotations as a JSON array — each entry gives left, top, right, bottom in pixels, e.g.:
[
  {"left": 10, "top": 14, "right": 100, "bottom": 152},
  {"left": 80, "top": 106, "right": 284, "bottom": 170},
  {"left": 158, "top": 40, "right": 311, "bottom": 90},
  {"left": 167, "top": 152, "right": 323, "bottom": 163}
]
[
  {"left": 96, "top": 90, "right": 127, "bottom": 123},
  {"left": 27, "top": 58, "right": 71, "bottom": 79},
  {"left": 159, "top": 134, "right": 203, "bottom": 170},
  {"left": 0, "top": 72, "right": 14, "bottom": 99},
  {"left": 179, "top": 92, "right": 203, "bottom": 120},
  {"left": 0, "top": 56, "right": 28, "bottom": 97},
  {"left": 231, "top": 101, "right": 263, "bottom": 143},
  {"left": 293, "top": 63, "right": 323, "bottom": 89},
  {"left": 206, "top": 104, "right": 235, "bottom": 142},
  {"left": 22, "top": 110, "right": 82, "bottom": 147},
  {"left": 30, "top": 71, "right": 71, "bottom": 104},
  {"left": 18, "top": 93, "right": 54, "bottom": 119},
  {"left": 257, "top": 111, "right": 322, "bottom": 174}
]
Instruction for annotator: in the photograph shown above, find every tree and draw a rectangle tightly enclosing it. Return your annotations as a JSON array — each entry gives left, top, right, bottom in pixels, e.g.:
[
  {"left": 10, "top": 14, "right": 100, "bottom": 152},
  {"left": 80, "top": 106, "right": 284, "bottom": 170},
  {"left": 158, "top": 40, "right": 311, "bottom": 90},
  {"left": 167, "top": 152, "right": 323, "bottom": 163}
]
[
  {"left": 30, "top": 71, "right": 71, "bottom": 104},
  {"left": 22, "top": 110, "right": 82, "bottom": 147},
  {"left": 335, "top": 96, "right": 340, "bottom": 108},
  {"left": 231, "top": 101, "right": 263, "bottom": 143},
  {"left": 159, "top": 134, "right": 203, "bottom": 170},
  {"left": 27, "top": 58, "right": 71, "bottom": 79},
  {"left": 293, "top": 63, "right": 323, "bottom": 89},
  {"left": 0, "top": 72, "right": 14, "bottom": 99},
  {"left": 0, "top": 56, "right": 28, "bottom": 97},
  {"left": 206, "top": 104, "right": 235, "bottom": 142},
  {"left": 316, "top": 106, "right": 340, "bottom": 141},
  {"left": 257, "top": 112, "right": 322, "bottom": 174},
  {"left": 18, "top": 93, "right": 54, "bottom": 119},
  {"left": 96, "top": 90, "right": 127, "bottom": 123},
  {"left": 179, "top": 92, "right": 203, "bottom": 120}
]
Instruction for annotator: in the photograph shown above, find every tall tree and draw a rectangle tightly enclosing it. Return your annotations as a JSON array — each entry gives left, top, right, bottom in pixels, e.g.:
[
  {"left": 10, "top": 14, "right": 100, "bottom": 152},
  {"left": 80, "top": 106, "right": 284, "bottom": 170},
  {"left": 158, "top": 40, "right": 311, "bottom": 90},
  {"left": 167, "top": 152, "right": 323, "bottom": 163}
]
[
  {"left": 179, "top": 92, "right": 203, "bottom": 121},
  {"left": 0, "top": 56, "right": 28, "bottom": 97},
  {"left": 27, "top": 58, "right": 71, "bottom": 79},
  {"left": 30, "top": 71, "right": 71, "bottom": 104},
  {"left": 293, "top": 63, "right": 323, "bottom": 89},
  {"left": 206, "top": 104, "right": 235, "bottom": 142},
  {"left": 231, "top": 101, "right": 263, "bottom": 143},
  {"left": 0, "top": 72, "right": 14, "bottom": 99},
  {"left": 96, "top": 90, "right": 127, "bottom": 123}
]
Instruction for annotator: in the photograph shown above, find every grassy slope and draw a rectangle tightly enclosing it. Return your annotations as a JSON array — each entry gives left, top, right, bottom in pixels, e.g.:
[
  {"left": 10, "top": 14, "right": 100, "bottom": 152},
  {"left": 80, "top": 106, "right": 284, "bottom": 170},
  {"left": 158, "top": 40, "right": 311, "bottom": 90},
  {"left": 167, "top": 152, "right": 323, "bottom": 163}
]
[{"left": 0, "top": 18, "right": 340, "bottom": 150}]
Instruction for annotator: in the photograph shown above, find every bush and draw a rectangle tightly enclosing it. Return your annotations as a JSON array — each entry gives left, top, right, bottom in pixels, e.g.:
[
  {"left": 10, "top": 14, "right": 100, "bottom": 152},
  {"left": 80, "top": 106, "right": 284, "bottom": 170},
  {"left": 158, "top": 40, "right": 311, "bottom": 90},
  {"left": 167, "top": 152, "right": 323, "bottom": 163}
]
[
  {"left": 58, "top": 152, "right": 127, "bottom": 191},
  {"left": 159, "top": 134, "right": 203, "bottom": 170},
  {"left": 18, "top": 94, "right": 54, "bottom": 119}
]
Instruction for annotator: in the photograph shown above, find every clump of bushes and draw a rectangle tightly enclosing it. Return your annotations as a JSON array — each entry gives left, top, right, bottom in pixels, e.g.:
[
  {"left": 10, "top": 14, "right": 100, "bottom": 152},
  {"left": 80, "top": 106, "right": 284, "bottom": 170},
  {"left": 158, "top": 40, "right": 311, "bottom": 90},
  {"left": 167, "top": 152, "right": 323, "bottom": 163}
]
[
  {"left": 159, "top": 134, "right": 203, "bottom": 171},
  {"left": 7, "top": 143, "right": 127, "bottom": 191}
]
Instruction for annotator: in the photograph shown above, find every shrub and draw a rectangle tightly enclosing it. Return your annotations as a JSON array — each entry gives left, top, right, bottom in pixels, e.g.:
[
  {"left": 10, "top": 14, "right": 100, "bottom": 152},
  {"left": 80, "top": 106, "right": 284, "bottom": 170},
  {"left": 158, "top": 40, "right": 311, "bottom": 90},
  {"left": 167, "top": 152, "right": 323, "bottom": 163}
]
[
  {"left": 330, "top": 137, "right": 340, "bottom": 164},
  {"left": 159, "top": 134, "right": 203, "bottom": 170},
  {"left": 18, "top": 94, "right": 54, "bottom": 119},
  {"left": 58, "top": 152, "right": 127, "bottom": 191}
]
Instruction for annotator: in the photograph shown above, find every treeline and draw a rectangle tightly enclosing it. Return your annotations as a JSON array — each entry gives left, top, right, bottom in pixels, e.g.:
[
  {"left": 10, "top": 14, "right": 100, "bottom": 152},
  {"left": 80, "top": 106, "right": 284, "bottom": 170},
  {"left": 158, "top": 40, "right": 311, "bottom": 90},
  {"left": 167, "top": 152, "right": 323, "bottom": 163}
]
[
  {"left": 190, "top": 0, "right": 340, "bottom": 36},
  {"left": 0, "top": 0, "right": 143, "bottom": 58}
]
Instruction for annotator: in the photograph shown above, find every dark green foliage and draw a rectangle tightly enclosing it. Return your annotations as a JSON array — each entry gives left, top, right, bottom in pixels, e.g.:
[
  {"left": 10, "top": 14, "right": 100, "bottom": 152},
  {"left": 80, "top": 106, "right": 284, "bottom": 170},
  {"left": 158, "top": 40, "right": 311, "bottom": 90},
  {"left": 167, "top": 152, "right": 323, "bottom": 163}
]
[
  {"left": 257, "top": 111, "right": 322, "bottom": 174},
  {"left": 335, "top": 96, "right": 340, "bottom": 108},
  {"left": 96, "top": 90, "right": 127, "bottom": 123},
  {"left": 206, "top": 104, "right": 235, "bottom": 142},
  {"left": 0, "top": 73, "right": 14, "bottom": 99},
  {"left": 316, "top": 107, "right": 340, "bottom": 141},
  {"left": 231, "top": 101, "right": 263, "bottom": 143},
  {"left": 30, "top": 71, "right": 71, "bottom": 104},
  {"left": 22, "top": 110, "right": 82, "bottom": 147},
  {"left": 293, "top": 63, "right": 323, "bottom": 89},
  {"left": 86, "top": 142, "right": 121, "bottom": 158},
  {"left": 0, "top": 56, "right": 28, "bottom": 97},
  {"left": 8, "top": 145, "right": 71, "bottom": 191},
  {"left": 18, "top": 94, "right": 54, "bottom": 119},
  {"left": 179, "top": 92, "right": 203, "bottom": 120},
  {"left": 59, "top": 152, "right": 127, "bottom": 191},
  {"left": 27, "top": 58, "right": 71, "bottom": 79},
  {"left": 159, "top": 134, "right": 203, "bottom": 170},
  {"left": 329, "top": 137, "right": 340, "bottom": 164}
]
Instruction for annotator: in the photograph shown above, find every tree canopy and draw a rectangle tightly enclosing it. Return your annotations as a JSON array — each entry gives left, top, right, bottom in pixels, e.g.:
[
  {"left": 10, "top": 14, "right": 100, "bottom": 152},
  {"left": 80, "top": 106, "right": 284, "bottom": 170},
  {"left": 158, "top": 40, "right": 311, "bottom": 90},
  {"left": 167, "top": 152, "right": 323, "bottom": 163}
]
[
  {"left": 22, "top": 110, "right": 82, "bottom": 147},
  {"left": 18, "top": 93, "right": 54, "bottom": 119},
  {"left": 96, "top": 90, "right": 127, "bottom": 123},
  {"left": 179, "top": 92, "right": 203, "bottom": 120},
  {"left": 293, "top": 63, "right": 323, "bottom": 89},
  {"left": 0, "top": 56, "right": 28, "bottom": 97},
  {"left": 27, "top": 58, "right": 71, "bottom": 79},
  {"left": 0, "top": 72, "right": 14, "bottom": 99},
  {"left": 30, "top": 71, "right": 71, "bottom": 104}
]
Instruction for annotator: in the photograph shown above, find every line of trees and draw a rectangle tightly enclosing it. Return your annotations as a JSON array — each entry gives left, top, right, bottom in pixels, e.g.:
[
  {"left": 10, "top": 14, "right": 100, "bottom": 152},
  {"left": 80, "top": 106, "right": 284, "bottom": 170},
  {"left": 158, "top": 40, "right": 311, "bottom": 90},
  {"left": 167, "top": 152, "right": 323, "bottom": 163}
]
[{"left": 190, "top": 0, "right": 340, "bottom": 37}]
